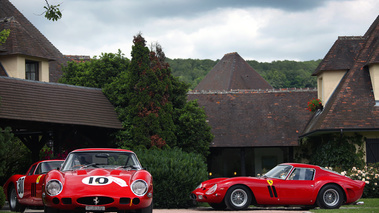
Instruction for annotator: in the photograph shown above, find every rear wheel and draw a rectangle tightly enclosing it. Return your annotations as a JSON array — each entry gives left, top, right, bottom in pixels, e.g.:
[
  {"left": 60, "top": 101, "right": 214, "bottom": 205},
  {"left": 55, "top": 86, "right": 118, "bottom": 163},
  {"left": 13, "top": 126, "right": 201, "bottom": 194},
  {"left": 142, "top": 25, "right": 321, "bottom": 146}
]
[
  {"left": 317, "top": 185, "right": 344, "bottom": 209},
  {"left": 209, "top": 202, "right": 227, "bottom": 210},
  {"left": 225, "top": 185, "right": 252, "bottom": 210},
  {"left": 8, "top": 184, "right": 25, "bottom": 212}
]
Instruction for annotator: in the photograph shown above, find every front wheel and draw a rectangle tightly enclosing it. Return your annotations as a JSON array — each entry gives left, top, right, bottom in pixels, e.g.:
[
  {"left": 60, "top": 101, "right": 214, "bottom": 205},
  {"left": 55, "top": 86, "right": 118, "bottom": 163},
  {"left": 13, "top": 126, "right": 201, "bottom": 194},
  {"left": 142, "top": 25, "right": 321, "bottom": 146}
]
[
  {"left": 225, "top": 185, "right": 252, "bottom": 210},
  {"left": 317, "top": 185, "right": 344, "bottom": 209},
  {"left": 135, "top": 201, "right": 153, "bottom": 213},
  {"left": 8, "top": 184, "right": 25, "bottom": 212},
  {"left": 209, "top": 202, "right": 227, "bottom": 210}
]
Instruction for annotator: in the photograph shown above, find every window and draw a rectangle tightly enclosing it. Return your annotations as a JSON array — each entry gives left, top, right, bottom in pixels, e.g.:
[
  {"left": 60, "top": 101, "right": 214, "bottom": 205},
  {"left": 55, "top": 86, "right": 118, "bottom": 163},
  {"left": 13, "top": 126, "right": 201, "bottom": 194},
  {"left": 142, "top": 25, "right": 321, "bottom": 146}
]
[
  {"left": 288, "top": 168, "right": 315, "bottom": 180},
  {"left": 25, "top": 60, "right": 39, "bottom": 81},
  {"left": 27, "top": 165, "right": 37, "bottom": 176}
]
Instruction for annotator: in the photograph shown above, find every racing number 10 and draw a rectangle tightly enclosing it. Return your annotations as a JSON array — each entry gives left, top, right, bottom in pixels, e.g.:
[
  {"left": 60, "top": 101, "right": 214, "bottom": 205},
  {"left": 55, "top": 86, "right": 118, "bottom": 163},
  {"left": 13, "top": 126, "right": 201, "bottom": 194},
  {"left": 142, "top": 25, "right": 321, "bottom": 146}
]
[{"left": 88, "top": 177, "right": 109, "bottom": 184}]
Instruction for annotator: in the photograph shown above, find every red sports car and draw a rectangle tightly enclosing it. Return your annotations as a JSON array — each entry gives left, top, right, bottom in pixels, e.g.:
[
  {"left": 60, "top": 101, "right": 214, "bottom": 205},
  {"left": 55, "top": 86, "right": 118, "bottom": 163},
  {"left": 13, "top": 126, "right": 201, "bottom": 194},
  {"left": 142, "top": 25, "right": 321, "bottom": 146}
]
[
  {"left": 191, "top": 163, "right": 365, "bottom": 210},
  {"left": 3, "top": 160, "right": 64, "bottom": 212},
  {"left": 42, "top": 148, "right": 153, "bottom": 213}
]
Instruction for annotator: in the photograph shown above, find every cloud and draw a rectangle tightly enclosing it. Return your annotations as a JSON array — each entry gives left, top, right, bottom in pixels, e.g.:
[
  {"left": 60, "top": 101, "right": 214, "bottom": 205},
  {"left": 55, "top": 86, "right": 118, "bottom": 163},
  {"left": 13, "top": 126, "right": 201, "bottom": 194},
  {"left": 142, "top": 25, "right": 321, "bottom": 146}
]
[{"left": 8, "top": 0, "right": 379, "bottom": 62}]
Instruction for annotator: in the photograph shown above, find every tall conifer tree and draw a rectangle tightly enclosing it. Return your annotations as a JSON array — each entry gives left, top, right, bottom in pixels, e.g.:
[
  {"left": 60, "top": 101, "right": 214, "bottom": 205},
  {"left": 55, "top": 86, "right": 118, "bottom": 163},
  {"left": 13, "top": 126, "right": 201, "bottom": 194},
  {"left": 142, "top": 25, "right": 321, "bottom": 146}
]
[{"left": 123, "top": 34, "right": 176, "bottom": 148}]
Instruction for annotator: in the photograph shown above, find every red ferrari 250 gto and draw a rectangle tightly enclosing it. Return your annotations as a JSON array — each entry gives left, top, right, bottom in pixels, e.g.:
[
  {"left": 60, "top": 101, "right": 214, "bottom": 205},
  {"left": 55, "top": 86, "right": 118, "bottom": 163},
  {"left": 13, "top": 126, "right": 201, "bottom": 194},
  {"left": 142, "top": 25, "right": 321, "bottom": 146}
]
[
  {"left": 3, "top": 160, "right": 64, "bottom": 212},
  {"left": 191, "top": 163, "right": 365, "bottom": 210},
  {"left": 42, "top": 148, "right": 153, "bottom": 213}
]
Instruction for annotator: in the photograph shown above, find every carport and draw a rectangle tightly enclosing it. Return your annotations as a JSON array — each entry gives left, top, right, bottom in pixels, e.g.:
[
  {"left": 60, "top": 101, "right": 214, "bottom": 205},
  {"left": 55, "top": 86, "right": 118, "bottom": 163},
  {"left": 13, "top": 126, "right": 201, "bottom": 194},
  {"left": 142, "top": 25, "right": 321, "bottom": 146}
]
[{"left": 0, "top": 76, "right": 123, "bottom": 162}]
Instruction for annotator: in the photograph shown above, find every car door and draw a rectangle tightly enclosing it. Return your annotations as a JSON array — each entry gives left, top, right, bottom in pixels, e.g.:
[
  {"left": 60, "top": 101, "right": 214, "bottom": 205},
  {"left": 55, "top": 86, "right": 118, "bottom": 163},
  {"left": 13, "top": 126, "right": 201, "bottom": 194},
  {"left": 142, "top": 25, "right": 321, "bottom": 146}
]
[
  {"left": 276, "top": 167, "right": 317, "bottom": 205},
  {"left": 19, "top": 163, "right": 38, "bottom": 205}
]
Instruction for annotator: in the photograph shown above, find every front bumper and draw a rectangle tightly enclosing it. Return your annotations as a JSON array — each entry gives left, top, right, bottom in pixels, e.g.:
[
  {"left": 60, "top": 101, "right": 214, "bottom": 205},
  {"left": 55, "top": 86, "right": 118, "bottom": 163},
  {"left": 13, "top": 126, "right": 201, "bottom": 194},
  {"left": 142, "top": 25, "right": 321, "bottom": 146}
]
[
  {"left": 191, "top": 189, "right": 224, "bottom": 204},
  {"left": 43, "top": 192, "right": 152, "bottom": 211}
]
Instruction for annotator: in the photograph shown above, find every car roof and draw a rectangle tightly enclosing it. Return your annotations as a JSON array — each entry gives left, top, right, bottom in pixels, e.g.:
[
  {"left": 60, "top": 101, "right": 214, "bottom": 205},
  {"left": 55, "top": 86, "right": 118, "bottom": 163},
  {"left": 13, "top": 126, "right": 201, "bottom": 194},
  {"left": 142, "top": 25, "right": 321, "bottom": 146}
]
[
  {"left": 280, "top": 163, "right": 320, "bottom": 169},
  {"left": 70, "top": 148, "right": 134, "bottom": 153}
]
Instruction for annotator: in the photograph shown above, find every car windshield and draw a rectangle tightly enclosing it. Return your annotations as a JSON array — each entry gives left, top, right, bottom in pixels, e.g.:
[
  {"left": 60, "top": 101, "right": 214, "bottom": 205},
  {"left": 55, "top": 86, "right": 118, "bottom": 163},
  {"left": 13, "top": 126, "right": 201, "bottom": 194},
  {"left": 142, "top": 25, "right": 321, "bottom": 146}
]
[
  {"left": 263, "top": 165, "right": 293, "bottom": 179},
  {"left": 61, "top": 151, "right": 142, "bottom": 171}
]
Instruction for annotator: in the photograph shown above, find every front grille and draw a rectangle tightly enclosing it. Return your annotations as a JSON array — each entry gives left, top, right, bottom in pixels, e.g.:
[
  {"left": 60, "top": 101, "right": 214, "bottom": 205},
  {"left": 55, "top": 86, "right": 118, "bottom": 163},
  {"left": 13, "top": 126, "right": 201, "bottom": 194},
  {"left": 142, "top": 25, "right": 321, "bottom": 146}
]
[
  {"left": 62, "top": 198, "right": 72, "bottom": 204},
  {"left": 77, "top": 196, "right": 114, "bottom": 205}
]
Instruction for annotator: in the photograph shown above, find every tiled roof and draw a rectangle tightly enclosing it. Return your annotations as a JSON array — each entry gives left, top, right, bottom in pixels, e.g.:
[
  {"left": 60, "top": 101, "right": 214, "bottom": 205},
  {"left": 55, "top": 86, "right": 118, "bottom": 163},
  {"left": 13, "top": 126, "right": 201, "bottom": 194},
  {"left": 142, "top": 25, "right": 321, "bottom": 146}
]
[
  {"left": 194, "top": 52, "right": 273, "bottom": 91},
  {"left": 312, "top": 36, "right": 366, "bottom": 75},
  {"left": 0, "top": 76, "right": 122, "bottom": 129},
  {"left": 0, "top": 17, "right": 55, "bottom": 60},
  {"left": 0, "top": 0, "right": 69, "bottom": 82},
  {"left": 189, "top": 88, "right": 316, "bottom": 147},
  {"left": 302, "top": 15, "right": 379, "bottom": 136}
]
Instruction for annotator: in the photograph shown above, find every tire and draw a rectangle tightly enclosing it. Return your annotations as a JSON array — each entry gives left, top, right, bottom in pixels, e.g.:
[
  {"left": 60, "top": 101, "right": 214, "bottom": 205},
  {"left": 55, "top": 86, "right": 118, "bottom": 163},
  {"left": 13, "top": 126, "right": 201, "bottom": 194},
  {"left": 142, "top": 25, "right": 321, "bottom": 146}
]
[
  {"left": 225, "top": 185, "right": 252, "bottom": 210},
  {"left": 44, "top": 206, "right": 60, "bottom": 213},
  {"left": 317, "top": 184, "right": 344, "bottom": 209},
  {"left": 8, "top": 184, "right": 25, "bottom": 212},
  {"left": 135, "top": 201, "right": 153, "bottom": 213},
  {"left": 209, "top": 202, "right": 227, "bottom": 210}
]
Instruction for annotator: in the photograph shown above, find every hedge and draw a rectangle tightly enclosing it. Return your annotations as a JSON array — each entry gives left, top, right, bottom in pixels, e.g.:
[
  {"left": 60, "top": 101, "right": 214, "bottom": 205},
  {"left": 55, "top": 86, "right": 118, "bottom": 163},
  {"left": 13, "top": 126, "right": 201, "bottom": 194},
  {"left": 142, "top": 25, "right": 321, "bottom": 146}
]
[{"left": 134, "top": 148, "right": 208, "bottom": 208}]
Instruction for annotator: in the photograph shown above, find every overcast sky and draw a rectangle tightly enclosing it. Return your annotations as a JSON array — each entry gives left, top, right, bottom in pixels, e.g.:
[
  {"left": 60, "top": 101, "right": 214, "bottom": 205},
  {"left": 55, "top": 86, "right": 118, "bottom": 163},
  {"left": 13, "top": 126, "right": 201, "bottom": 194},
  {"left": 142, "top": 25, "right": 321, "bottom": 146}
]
[{"left": 9, "top": 0, "right": 379, "bottom": 62}]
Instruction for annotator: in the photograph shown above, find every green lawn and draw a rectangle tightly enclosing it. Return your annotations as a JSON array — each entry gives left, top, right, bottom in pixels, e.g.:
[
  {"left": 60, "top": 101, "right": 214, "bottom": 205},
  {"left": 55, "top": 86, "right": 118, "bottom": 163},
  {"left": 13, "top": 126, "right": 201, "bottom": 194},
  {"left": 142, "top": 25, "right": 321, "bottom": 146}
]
[{"left": 311, "top": 198, "right": 379, "bottom": 213}]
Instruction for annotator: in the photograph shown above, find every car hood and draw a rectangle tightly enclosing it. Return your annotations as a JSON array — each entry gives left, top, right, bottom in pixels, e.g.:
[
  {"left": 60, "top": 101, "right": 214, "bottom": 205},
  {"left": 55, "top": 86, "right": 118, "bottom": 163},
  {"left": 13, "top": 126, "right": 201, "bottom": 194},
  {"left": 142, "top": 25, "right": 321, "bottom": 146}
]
[
  {"left": 61, "top": 168, "right": 140, "bottom": 188},
  {"left": 201, "top": 176, "right": 262, "bottom": 187}
]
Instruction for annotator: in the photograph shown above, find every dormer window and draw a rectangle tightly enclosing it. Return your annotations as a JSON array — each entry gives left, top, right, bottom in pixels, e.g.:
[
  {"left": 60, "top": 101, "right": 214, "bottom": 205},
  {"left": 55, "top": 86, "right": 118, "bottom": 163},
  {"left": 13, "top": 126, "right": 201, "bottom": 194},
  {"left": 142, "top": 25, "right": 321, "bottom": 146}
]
[{"left": 25, "top": 60, "right": 39, "bottom": 81}]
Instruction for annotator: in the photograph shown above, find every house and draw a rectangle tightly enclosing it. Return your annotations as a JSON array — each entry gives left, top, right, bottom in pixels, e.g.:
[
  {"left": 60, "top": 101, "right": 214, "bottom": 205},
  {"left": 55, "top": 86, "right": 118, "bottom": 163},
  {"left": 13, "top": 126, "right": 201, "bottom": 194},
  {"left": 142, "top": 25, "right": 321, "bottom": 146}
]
[
  {"left": 0, "top": 0, "right": 68, "bottom": 82},
  {"left": 301, "top": 15, "right": 379, "bottom": 164},
  {"left": 0, "top": 0, "right": 122, "bottom": 161},
  {"left": 188, "top": 52, "right": 317, "bottom": 177}
]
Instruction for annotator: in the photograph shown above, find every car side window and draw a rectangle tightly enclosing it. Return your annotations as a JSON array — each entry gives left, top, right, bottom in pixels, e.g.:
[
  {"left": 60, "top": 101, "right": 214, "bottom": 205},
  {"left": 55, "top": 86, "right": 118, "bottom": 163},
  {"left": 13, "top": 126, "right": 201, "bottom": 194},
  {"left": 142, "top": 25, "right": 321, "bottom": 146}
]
[
  {"left": 28, "top": 165, "right": 37, "bottom": 176},
  {"left": 288, "top": 168, "right": 315, "bottom": 180}
]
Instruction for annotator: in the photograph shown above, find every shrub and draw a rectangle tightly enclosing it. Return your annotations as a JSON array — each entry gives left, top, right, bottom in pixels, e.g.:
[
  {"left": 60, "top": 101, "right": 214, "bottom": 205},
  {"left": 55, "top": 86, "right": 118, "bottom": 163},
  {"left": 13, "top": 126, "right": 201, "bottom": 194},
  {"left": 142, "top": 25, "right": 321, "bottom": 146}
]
[
  {"left": 345, "top": 163, "right": 379, "bottom": 198},
  {"left": 298, "top": 133, "right": 365, "bottom": 171},
  {"left": 134, "top": 148, "right": 208, "bottom": 208},
  {"left": 326, "top": 164, "right": 379, "bottom": 198},
  {"left": 0, "top": 186, "right": 5, "bottom": 209}
]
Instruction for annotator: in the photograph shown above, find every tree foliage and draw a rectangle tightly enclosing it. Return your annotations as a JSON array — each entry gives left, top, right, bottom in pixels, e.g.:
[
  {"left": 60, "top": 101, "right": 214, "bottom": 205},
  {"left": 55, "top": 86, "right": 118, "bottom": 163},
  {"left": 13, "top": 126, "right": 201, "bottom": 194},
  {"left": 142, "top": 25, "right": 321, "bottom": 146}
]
[
  {"left": 59, "top": 51, "right": 129, "bottom": 88},
  {"left": 43, "top": 0, "right": 62, "bottom": 21},
  {"left": 0, "top": 29, "right": 10, "bottom": 46},
  {"left": 168, "top": 58, "right": 321, "bottom": 90},
  {"left": 0, "top": 127, "right": 32, "bottom": 185},
  {"left": 60, "top": 34, "right": 213, "bottom": 158}
]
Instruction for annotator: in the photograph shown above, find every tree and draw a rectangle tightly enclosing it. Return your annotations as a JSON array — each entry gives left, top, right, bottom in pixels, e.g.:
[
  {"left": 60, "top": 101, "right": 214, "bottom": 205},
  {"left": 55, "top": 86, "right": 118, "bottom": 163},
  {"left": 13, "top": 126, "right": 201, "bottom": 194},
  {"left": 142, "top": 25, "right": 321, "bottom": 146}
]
[
  {"left": 0, "top": 127, "right": 32, "bottom": 185},
  {"left": 59, "top": 33, "right": 213, "bottom": 158},
  {"left": 59, "top": 50, "right": 129, "bottom": 88},
  {"left": 43, "top": 0, "right": 62, "bottom": 21}
]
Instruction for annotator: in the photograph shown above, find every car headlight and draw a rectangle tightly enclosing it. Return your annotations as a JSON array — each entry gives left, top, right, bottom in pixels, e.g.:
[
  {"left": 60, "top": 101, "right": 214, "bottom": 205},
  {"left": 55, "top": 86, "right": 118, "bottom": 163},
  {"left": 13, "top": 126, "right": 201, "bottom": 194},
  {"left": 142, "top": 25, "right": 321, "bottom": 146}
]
[
  {"left": 46, "top": 180, "right": 62, "bottom": 196},
  {"left": 131, "top": 180, "right": 148, "bottom": 196},
  {"left": 206, "top": 184, "right": 217, "bottom": 195}
]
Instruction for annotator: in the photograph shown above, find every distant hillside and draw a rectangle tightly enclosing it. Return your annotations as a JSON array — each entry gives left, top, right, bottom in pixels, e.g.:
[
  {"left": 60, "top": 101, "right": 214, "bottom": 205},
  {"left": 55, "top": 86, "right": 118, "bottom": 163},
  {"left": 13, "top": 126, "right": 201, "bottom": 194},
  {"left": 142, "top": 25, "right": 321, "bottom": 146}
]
[{"left": 167, "top": 58, "right": 321, "bottom": 90}]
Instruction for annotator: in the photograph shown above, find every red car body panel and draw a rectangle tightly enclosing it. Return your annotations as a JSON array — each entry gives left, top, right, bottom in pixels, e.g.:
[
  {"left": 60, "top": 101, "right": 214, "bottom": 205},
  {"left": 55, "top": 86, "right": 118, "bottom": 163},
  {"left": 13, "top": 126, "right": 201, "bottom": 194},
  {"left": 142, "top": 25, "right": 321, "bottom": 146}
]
[
  {"left": 42, "top": 148, "right": 153, "bottom": 212},
  {"left": 3, "top": 160, "right": 64, "bottom": 207},
  {"left": 192, "top": 163, "right": 365, "bottom": 208}
]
